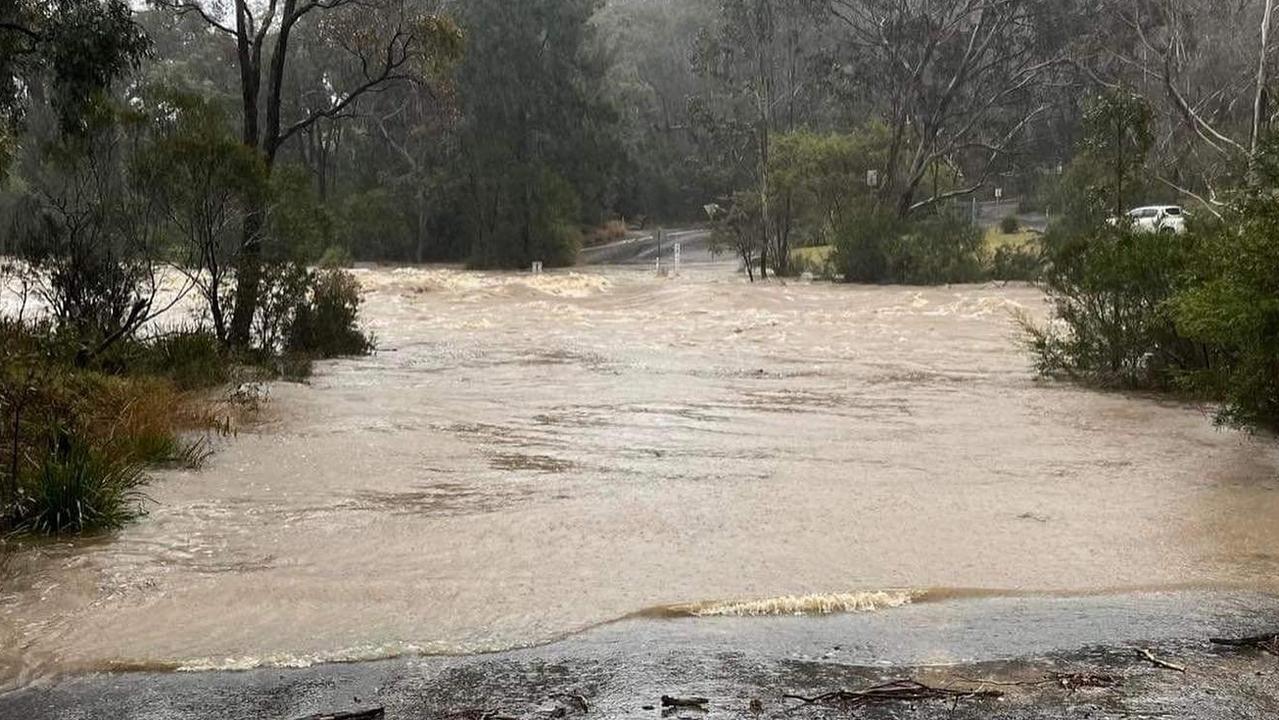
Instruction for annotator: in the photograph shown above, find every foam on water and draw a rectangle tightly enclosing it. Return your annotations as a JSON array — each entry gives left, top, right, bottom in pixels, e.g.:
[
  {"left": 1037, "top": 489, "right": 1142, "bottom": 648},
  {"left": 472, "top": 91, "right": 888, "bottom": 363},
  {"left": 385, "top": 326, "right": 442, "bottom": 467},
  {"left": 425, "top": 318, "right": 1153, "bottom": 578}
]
[{"left": 658, "top": 590, "right": 919, "bottom": 617}]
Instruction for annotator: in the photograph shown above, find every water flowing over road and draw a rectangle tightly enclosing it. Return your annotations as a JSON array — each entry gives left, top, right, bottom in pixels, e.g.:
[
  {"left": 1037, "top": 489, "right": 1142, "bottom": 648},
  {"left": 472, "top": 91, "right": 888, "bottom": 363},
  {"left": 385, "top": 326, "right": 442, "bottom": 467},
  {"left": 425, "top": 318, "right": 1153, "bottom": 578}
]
[{"left": 2, "top": 262, "right": 1278, "bottom": 691}]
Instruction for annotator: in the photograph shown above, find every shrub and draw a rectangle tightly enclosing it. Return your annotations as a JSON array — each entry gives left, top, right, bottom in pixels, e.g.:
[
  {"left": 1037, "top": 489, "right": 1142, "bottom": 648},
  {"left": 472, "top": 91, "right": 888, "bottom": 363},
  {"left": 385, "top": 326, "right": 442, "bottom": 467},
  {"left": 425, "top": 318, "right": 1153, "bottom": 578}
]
[
  {"left": 990, "top": 243, "right": 1043, "bottom": 282},
  {"left": 11, "top": 439, "right": 149, "bottom": 535},
  {"left": 887, "top": 210, "right": 986, "bottom": 285},
  {"left": 1171, "top": 179, "right": 1279, "bottom": 427},
  {"left": 1, "top": 321, "right": 218, "bottom": 534},
  {"left": 287, "top": 269, "right": 374, "bottom": 359},
  {"left": 1000, "top": 215, "right": 1020, "bottom": 234},
  {"left": 102, "top": 328, "right": 228, "bottom": 391},
  {"left": 1024, "top": 222, "right": 1204, "bottom": 388},
  {"left": 252, "top": 262, "right": 312, "bottom": 353},
  {"left": 832, "top": 207, "right": 900, "bottom": 283},
  {"left": 833, "top": 207, "right": 985, "bottom": 285}
]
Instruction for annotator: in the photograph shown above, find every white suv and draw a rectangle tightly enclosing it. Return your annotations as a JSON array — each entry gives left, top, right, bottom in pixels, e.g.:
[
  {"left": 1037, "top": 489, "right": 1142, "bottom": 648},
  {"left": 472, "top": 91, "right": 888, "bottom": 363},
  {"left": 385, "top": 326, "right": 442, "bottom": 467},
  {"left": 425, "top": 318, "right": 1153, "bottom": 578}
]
[{"left": 1118, "top": 205, "right": 1188, "bottom": 235}]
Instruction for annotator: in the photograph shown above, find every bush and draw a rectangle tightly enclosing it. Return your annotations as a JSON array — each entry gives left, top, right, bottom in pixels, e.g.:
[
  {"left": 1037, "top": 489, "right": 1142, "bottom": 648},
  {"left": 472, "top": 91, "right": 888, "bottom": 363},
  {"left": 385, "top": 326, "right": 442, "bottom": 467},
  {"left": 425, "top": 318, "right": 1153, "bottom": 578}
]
[
  {"left": 990, "top": 243, "right": 1043, "bottom": 282},
  {"left": 832, "top": 206, "right": 986, "bottom": 285},
  {"left": 1023, "top": 222, "right": 1204, "bottom": 388},
  {"left": 102, "top": 328, "right": 228, "bottom": 391},
  {"left": 11, "top": 439, "right": 149, "bottom": 535},
  {"left": 1000, "top": 215, "right": 1020, "bottom": 234},
  {"left": 1171, "top": 179, "right": 1279, "bottom": 427},
  {"left": 1, "top": 320, "right": 221, "bottom": 534},
  {"left": 831, "top": 207, "right": 901, "bottom": 283},
  {"left": 287, "top": 269, "right": 374, "bottom": 359},
  {"left": 887, "top": 210, "right": 986, "bottom": 285}
]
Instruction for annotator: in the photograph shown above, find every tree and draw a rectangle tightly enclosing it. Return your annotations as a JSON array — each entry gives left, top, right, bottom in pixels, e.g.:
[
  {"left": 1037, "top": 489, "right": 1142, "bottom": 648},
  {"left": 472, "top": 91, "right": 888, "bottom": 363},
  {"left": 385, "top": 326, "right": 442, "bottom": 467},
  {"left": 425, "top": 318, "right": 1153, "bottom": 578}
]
[
  {"left": 1088, "top": 0, "right": 1276, "bottom": 204},
  {"left": 133, "top": 90, "right": 267, "bottom": 344},
  {"left": 829, "top": 0, "right": 1062, "bottom": 217},
  {"left": 9, "top": 106, "right": 171, "bottom": 359},
  {"left": 1080, "top": 90, "right": 1153, "bottom": 218},
  {"left": 454, "top": 0, "right": 621, "bottom": 269},
  {"left": 0, "top": 0, "right": 149, "bottom": 167},
  {"left": 152, "top": 0, "right": 461, "bottom": 345},
  {"left": 695, "top": 0, "right": 833, "bottom": 277}
]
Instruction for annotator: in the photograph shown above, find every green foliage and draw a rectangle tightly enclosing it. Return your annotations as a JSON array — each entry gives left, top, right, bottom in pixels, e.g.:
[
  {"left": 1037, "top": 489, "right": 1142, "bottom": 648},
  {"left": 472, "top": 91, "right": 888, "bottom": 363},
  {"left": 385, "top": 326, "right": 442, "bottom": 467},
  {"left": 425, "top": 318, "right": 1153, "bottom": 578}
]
[
  {"left": 268, "top": 165, "right": 336, "bottom": 263},
  {"left": 339, "top": 189, "right": 413, "bottom": 262},
  {"left": 455, "top": 0, "right": 620, "bottom": 269},
  {"left": 1026, "top": 221, "right": 1203, "bottom": 388},
  {"left": 990, "top": 243, "right": 1043, "bottom": 282},
  {"left": 101, "top": 327, "right": 228, "bottom": 391},
  {"left": 831, "top": 205, "right": 901, "bottom": 283},
  {"left": 0, "top": 319, "right": 228, "bottom": 535},
  {"left": 1000, "top": 215, "right": 1020, "bottom": 234},
  {"left": 0, "top": 0, "right": 150, "bottom": 146},
  {"left": 832, "top": 206, "right": 984, "bottom": 285},
  {"left": 287, "top": 269, "right": 374, "bottom": 359},
  {"left": 11, "top": 439, "right": 148, "bottom": 535},
  {"left": 10, "top": 107, "right": 163, "bottom": 353},
  {"left": 769, "top": 126, "right": 891, "bottom": 249},
  {"left": 1080, "top": 90, "right": 1153, "bottom": 217},
  {"left": 1170, "top": 151, "right": 1279, "bottom": 426},
  {"left": 890, "top": 210, "right": 986, "bottom": 285}
]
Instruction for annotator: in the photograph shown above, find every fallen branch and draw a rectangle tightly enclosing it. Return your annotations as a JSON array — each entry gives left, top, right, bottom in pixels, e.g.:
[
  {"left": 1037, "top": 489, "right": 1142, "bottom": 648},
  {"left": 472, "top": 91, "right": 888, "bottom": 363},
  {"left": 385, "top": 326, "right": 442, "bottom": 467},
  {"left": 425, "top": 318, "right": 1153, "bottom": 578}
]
[
  {"left": 783, "top": 680, "right": 1003, "bottom": 708},
  {"left": 661, "top": 695, "right": 709, "bottom": 708},
  {"left": 296, "top": 709, "right": 385, "bottom": 720},
  {"left": 1136, "top": 648, "right": 1186, "bottom": 673},
  {"left": 1211, "top": 633, "right": 1279, "bottom": 655}
]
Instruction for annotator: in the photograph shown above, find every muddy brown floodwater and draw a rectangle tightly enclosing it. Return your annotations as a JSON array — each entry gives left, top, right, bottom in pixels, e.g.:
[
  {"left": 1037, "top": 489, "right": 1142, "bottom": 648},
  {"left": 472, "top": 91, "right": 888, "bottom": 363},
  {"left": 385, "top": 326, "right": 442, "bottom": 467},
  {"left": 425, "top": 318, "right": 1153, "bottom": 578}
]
[{"left": 2, "top": 263, "right": 1278, "bottom": 691}]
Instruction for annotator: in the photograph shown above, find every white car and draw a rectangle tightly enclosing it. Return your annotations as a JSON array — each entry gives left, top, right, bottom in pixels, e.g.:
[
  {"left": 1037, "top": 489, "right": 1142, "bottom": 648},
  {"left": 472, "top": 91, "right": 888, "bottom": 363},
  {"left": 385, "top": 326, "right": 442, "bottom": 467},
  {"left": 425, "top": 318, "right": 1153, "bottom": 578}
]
[{"left": 1114, "top": 205, "right": 1188, "bottom": 235}]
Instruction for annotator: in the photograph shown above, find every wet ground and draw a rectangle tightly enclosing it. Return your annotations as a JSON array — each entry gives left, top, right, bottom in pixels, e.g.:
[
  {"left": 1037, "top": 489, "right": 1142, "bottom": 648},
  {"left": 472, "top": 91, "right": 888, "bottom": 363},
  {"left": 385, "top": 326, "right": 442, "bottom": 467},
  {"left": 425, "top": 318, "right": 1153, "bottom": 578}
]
[
  {"left": 2, "top": 261, "right": 1278, "bottom": 715},
  {"left": 4, "top": 592, "right": 1277, "bottom": 718}
]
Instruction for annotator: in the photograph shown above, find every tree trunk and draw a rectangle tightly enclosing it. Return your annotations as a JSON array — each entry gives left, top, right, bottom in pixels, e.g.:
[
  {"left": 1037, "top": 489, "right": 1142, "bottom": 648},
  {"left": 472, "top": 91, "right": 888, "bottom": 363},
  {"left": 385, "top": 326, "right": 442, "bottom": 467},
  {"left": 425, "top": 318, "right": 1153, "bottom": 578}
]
[
  {"left": 228, "top": 0, "right": 264, "bottom": 348},
  {"left": 1252, "top": 0, "right": 1276, "bottom": 170}
]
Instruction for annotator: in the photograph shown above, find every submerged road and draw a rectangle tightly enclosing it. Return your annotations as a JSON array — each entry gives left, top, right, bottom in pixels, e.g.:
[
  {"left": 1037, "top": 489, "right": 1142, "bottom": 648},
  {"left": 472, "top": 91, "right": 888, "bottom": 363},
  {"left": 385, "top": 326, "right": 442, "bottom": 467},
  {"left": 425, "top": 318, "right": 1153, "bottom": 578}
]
[{"left": 579, "top": 228, "right": 717, "bottom": 266}]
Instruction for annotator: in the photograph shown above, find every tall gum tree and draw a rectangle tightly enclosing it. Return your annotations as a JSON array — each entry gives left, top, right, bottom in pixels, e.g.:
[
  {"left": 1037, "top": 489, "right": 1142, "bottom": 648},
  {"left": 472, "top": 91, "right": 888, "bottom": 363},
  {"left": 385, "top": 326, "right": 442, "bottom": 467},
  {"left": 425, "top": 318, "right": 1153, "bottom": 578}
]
[
  {"left": 830, "top": 0, "right": 1063, "bottom": 218},
  {"left": 152, "top": 0, "right": 461, "bottom": 346}
]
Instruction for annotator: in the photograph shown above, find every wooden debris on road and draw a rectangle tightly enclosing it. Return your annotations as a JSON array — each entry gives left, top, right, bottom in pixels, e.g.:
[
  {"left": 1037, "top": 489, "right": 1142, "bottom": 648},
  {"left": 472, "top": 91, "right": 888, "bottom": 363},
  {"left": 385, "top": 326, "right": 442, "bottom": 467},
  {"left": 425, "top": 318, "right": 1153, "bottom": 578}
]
[
  {"left": 295, "top": 709, "right": 385, "bottom": 720},
  {"left": 660, "top": 695, "right": 709, "bottom": 708},
  {"left": 1136, "top": 648, "right": 1186, "bottom": 673},
  {"left": 783, "top": 679, "right": 1003, "bottom": 708},
  {"left": 1049, "top": 671, "right": 1124, "bottom": 690},
  {"left": 1211, "top": 633, "right": 1279, "bottom": 655}
]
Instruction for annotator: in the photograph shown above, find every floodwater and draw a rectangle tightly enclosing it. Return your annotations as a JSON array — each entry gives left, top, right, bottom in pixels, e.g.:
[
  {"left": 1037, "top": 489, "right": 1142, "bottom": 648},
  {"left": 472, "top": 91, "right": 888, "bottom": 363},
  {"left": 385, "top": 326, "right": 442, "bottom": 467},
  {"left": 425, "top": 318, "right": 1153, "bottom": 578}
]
[{"left": 1, "top": 262, "right": 1278, "bottom": 691}]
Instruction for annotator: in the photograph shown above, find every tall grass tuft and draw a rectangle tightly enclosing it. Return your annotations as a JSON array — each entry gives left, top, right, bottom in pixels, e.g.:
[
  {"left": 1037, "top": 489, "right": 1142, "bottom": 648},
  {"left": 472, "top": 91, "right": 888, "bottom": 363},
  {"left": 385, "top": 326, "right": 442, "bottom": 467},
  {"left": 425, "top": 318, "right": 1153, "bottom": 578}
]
[{"left": 13, "top": 440, "right": 150, "bottom": 535}]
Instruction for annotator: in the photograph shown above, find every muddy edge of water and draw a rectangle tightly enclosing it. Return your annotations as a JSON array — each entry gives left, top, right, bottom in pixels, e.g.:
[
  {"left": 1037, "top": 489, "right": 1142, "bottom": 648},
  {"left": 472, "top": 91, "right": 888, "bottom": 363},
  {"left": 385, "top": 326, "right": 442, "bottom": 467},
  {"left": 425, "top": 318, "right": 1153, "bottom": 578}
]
[{"left": 1, "top": 263, "right": 1278, "bottom": 689}]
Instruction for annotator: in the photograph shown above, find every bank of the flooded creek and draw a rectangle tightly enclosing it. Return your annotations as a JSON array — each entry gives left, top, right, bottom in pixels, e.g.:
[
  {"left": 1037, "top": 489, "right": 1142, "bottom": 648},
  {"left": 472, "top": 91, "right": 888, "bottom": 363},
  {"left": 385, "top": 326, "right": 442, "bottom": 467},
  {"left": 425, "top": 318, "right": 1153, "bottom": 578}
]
[{"left": 2, "top": 264, "right": 1278, "bottom": 693}]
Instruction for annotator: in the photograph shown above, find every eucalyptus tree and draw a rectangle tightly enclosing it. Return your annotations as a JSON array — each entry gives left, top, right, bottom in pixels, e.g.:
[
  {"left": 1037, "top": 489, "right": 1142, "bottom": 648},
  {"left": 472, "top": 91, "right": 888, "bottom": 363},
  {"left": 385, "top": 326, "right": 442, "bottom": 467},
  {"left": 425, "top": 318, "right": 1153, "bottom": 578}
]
[
  {"left": 150, "top": 0, "right": 462, "bottom": 345},
  {"left": 1083, "top": 0, "right": 1278, "bottom": 206},
  {"left": 694, "top": 0, "right": 834, "bottom": 277},
  {"left": 829, "top": 0, "right": 1066, "bottom": 218},
  {"left": 454, "top": 0, "right": 621, "bottom": 269},
  {"left": 0, "top": 0, "right": 149, "bottom": 168}
]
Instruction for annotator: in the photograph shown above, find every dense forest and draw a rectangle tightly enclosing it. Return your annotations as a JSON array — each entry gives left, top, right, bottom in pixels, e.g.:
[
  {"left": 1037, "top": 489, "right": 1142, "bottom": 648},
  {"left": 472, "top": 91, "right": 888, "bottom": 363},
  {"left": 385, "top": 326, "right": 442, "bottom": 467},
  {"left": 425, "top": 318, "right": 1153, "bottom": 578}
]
[
  {"left": 5, "top": 0, "right": 1279, "bottom": 534},
  {"left": 3, "top": 0, "right": 1271, "bottom": 275}
]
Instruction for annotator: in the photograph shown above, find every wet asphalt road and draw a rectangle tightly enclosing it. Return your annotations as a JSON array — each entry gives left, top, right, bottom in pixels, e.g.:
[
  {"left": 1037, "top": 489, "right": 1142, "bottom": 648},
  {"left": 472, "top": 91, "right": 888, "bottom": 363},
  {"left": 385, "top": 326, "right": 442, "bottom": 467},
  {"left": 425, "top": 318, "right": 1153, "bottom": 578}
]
[
  {"left": 4, "top": 591, "right": 1278, "bottom": 719},
  {"left": 579, "top": 229, "right": 718, "bottom": 266}
]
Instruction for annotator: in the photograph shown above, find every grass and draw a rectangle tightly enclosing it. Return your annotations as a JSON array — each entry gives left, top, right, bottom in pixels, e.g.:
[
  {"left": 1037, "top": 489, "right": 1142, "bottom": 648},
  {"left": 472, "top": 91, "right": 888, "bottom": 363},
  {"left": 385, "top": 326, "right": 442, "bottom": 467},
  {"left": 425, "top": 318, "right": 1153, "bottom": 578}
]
[
  {"left": 11, "top": 440, "right": 150, "bottom": 535},
  {"left": 791, "top": 245, "right": 835, "bottom": 266},
  {"left": 984, "top": 227, "right": 1041, "bottom": 252}
]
